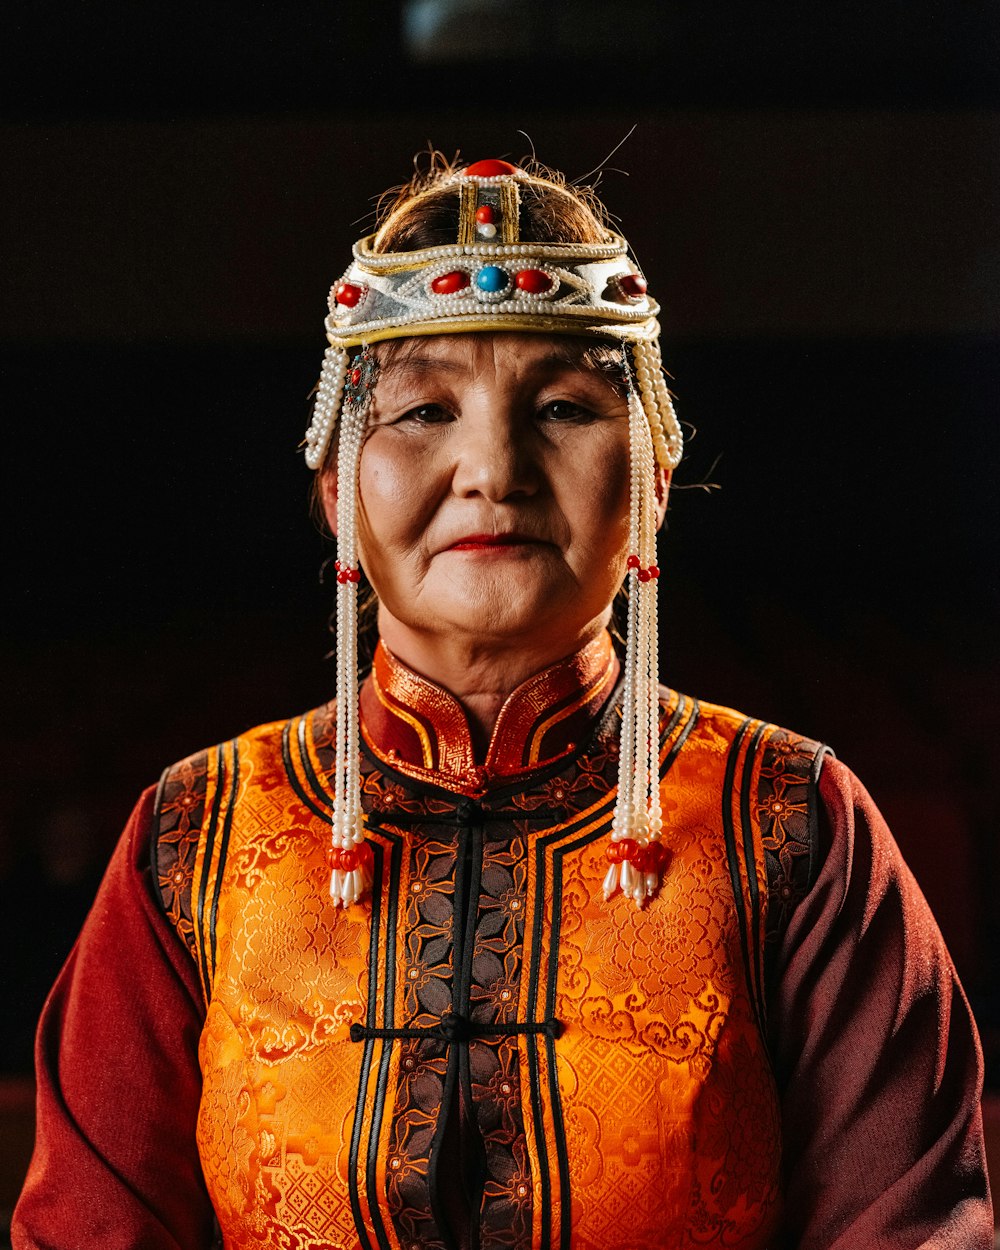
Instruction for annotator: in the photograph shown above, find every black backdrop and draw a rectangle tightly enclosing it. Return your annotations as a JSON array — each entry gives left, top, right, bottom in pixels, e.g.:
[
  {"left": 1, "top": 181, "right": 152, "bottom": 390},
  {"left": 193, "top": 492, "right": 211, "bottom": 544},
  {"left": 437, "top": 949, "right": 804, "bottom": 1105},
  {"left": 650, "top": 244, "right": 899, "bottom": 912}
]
[{"left": 2, "top": 3, "right": 998, "bottom": 1086}]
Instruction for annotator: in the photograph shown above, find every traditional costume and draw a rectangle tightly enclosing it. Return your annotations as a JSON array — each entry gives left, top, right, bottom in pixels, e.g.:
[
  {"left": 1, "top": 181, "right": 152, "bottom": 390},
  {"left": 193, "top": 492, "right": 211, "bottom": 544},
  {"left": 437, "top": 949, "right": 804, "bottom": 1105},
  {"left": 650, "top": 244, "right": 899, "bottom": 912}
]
[{"left": 13, "top": 159, "right": 993, "bottom": 1248}]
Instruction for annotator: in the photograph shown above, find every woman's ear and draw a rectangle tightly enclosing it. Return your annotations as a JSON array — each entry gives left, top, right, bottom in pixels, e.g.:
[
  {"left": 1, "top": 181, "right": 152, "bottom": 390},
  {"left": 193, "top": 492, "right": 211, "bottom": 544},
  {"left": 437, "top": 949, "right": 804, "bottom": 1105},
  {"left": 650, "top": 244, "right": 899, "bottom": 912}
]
[
  {"left": 319, "top": 470, "right": 338, "bottom": 537},
  {"left": 654, "top": 467, "right": 671, "bottom": 530}
]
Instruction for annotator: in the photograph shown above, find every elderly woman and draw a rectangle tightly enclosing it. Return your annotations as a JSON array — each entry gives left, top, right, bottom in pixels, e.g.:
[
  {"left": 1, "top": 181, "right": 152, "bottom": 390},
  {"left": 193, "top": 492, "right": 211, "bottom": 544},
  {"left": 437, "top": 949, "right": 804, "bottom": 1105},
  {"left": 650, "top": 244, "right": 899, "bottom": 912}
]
[{"left": 14, "top": 157, "right": 992, "bottom": 1249}]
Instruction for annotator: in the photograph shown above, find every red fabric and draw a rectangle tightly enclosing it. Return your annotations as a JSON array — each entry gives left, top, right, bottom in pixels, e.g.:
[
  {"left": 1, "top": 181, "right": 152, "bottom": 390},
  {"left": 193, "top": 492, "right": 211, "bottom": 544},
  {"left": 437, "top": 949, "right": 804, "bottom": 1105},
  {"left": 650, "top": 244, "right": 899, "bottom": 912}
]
[
  {"left": 13, "top": 762, "right": 993, "bottom": 1247},
  {"left": 12, "top": 788, "right": 215, "bottom": 1250},
  {"left": 771, "top": 759, "right": 993, "bottom": 1248}
]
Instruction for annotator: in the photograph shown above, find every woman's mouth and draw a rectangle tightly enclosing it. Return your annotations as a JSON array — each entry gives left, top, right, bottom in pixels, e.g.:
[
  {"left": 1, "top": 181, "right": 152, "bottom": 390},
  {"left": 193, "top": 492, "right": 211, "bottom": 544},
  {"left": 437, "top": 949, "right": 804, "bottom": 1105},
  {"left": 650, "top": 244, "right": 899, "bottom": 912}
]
[{"left": 446, "top": 533, "right": 543, "bottom": 553}]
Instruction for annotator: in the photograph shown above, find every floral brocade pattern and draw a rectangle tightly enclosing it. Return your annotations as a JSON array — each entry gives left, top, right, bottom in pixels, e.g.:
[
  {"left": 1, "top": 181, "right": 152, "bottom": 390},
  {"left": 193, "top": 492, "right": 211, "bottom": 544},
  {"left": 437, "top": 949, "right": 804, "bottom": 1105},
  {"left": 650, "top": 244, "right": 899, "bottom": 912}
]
[
  {"left": 150, "top": 671, "right": 828, "bottom": 1250},
  {"left": 152, "top": 749, "right": 209, "bottom": 958},
  {"left": 758, "top": 728, "right": 827, "bottom": 950}
]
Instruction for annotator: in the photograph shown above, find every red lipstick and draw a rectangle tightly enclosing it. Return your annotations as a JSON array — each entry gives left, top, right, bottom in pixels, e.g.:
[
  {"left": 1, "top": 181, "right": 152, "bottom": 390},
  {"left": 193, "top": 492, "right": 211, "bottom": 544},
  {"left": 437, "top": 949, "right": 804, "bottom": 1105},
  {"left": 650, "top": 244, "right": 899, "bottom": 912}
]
[{"left": 447, "top": 533, "right": 540, "bottom": 552}]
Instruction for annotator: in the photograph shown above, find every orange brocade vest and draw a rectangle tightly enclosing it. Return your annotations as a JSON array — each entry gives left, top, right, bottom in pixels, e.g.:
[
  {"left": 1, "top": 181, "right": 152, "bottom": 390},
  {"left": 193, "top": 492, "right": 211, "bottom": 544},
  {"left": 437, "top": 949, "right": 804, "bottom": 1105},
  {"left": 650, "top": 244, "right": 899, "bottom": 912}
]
[{"left": 154, "top": 633, "right": 826, "bottom": 1250}]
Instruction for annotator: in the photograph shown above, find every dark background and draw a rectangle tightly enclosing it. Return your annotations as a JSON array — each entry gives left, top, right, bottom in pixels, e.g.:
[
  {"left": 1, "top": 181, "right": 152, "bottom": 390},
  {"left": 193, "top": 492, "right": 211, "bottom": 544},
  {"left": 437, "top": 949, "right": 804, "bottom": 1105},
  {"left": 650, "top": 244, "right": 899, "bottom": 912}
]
[{"left": 2, "top": 1, "right": 998, "bottom": 1199}]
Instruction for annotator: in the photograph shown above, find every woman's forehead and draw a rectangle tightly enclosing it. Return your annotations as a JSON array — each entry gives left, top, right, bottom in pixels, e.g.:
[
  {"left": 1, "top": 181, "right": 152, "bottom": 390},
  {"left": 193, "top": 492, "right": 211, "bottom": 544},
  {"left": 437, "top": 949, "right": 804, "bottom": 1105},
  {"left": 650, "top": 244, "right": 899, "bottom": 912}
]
[{"left": 375, "top": 332, "right": 623, "bottom": 382}]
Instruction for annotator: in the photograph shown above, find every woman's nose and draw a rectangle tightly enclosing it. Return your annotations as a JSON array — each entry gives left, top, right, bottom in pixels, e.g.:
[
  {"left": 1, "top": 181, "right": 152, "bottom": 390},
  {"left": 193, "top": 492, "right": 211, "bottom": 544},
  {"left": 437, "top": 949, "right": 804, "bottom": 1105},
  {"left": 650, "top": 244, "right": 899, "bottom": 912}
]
[{"left": 450, "top": 404, "right": 540, "bottom": 501}]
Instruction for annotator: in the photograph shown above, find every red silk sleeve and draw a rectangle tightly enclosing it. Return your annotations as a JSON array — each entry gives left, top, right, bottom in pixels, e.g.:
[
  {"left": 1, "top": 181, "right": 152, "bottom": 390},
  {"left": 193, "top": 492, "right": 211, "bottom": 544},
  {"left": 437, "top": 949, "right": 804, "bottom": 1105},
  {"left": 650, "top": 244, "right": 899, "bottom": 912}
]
[
  {"left": 771, "top": 757, "right": 993, "bottom": 1247},
  {"left": 12, "top": 788, "right": 214, "bottom": 1250}
]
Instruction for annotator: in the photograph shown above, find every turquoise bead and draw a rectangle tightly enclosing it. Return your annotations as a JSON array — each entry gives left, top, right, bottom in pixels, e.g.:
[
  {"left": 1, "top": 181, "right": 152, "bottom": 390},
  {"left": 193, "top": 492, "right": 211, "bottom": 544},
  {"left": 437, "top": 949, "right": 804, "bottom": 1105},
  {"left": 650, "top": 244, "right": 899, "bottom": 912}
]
[{"left": 476, "top": 265, "right": 507, "bottom": 292}]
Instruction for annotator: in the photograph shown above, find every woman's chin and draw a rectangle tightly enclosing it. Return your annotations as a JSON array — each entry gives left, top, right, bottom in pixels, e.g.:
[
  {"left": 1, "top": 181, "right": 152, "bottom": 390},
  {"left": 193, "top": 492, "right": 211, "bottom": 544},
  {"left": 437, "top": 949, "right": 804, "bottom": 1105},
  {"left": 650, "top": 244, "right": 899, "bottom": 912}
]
[{"left": 401, "top": 580, "right": 582, "bottom": 650}]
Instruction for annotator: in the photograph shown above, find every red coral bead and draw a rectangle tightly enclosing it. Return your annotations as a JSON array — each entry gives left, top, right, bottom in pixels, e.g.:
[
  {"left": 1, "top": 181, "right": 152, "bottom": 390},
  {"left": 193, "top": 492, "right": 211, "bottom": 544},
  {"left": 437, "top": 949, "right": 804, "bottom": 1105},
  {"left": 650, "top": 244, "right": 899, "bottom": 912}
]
[
  {"left": 644, "top": 842, "right": 663, "bottom": 871},
  {"left": 349, "top": 568, "right": 361, "bottom": 583},
  {"left": 638, "top": 569, "right": 651, "bottom": 583},
  {"left": 648, "top": 564, "right": 660, "bottom": 579},
  {"left": 431, "top": 270, "right": 470, "bottom": 295},
  {"left": 335, "top": 282, "right": 364, "bottom": 308},
  {"left": 466, "top": 158, "right": 518, "bottom": 177},
  {"left": 619, "top": 274, "right": 647, "bottom": 298},
  {"left": 626, "top": 554, "right": 641, "bottom": 569},
  {"left": 475, "top": 205, "right": 495, "bottom": 224},
  {"left": 515, "top": 268, "right": 552, "bottom": 294}
]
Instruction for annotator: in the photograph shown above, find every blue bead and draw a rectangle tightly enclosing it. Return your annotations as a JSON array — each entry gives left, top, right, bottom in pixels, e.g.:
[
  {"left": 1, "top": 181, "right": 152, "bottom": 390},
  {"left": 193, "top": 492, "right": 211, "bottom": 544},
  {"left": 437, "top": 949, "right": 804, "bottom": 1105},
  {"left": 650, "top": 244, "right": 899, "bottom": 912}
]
[{"left": 476, "top": 265, "right": 507, "bottom": 292}]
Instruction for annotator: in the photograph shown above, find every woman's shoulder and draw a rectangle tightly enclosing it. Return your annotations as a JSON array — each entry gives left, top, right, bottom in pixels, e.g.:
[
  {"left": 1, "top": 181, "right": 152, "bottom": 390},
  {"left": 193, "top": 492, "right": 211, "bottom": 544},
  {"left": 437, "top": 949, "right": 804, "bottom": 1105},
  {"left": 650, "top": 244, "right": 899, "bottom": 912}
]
[
  {"left": 661, "top": 685, "right": 832, "bottom": 770},
  {"left": 148, "top": 702, "right": 335, "bottom": 954},
  {"left": 155, "top": 702, "right": 336, "bottom": 793}
]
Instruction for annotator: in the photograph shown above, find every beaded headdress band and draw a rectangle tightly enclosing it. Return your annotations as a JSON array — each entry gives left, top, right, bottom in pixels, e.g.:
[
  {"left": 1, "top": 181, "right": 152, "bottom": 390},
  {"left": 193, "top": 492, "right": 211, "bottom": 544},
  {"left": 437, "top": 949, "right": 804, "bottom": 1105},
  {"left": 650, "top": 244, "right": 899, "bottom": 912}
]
[{"left": 303, "top": 159, "right": 683, "bottom": 909}]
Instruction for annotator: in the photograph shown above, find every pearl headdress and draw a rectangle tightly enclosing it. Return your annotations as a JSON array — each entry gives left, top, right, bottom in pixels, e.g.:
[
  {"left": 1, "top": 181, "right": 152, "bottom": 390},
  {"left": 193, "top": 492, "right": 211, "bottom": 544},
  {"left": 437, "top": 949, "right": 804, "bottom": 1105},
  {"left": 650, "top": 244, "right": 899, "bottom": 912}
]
[{"left": 303, "top": 159, "right": 683, "bottom": 908}]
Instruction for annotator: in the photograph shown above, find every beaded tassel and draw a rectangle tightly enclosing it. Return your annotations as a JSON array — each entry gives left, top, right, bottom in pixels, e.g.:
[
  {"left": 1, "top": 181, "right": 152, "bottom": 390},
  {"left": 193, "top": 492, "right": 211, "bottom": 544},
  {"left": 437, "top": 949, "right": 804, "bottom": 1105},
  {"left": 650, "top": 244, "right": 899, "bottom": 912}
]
[
  {"left": 602, "top": 344, "right": 683, "bottom": 906},
  {"left": 327, "top": 347, "right": 378, "bottom": 907},
  {"left": 304, "top": 346, "right": 348, "bottom": 471}
]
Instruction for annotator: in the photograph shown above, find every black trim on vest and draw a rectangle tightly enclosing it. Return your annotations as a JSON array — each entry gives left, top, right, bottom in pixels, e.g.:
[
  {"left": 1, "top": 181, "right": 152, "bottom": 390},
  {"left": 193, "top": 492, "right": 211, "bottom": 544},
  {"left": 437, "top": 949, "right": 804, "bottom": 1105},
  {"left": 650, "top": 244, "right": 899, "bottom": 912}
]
[
  {"left": 721, "top": 720, "right": 758, "bottom": 1032},
  {"left": 207, "top": 740, "right": 239, "bottom": 984},
  {"left": 740, "top": 721, "right": 769, "bottom": 1036},
  {"left": 151, "top": 766, "right": 170, "bottom": 901},
  {"left": 366, "top": 828, "right": 404, "bottom": 1250},
  {"left": 281, "top": 720, "right": 329, "bottom": 821},
  {"left": 196, "top": 742, "right": 227, "bottom": 996},
  {"left": 348, "top": 838, "right": 389, "bottom": 1250}
]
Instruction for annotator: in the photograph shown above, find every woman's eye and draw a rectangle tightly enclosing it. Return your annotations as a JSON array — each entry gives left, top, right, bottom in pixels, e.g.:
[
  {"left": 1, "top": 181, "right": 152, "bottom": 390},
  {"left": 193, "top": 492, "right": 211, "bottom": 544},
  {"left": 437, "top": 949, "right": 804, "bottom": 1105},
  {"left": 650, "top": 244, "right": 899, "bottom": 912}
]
[
  {"left": 537, "top": 400, "right": 593, "bottom": 423},
  {"left": 399, "top": 403, "right": 452, "bottom": 424}
]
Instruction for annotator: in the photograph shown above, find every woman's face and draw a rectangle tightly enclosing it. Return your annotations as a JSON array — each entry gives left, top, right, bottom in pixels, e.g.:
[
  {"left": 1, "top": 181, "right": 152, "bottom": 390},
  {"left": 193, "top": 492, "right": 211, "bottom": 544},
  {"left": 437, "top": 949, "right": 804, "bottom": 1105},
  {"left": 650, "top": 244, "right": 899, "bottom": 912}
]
[{"left": 324, "top": 333, "right": 666, "bottom": 659}]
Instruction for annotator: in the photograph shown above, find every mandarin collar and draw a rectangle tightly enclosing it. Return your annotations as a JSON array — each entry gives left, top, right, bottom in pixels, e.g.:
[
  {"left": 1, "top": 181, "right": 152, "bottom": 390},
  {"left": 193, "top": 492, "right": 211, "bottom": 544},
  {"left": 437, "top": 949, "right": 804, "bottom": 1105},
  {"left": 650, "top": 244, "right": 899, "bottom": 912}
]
[{"left": 359, "top": 632, "right": 619, "bottom": 796}]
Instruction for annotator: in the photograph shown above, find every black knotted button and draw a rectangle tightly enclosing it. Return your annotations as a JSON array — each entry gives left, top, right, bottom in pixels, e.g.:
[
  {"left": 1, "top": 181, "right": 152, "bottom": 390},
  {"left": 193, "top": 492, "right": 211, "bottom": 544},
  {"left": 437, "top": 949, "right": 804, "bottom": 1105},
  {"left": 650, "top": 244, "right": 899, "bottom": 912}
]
[
  {"left": 437, "top": 1011, "right": 472, "bottom": 1042},
  {"left": 454, "top": 798, "right": 482, "bottom": 823}
]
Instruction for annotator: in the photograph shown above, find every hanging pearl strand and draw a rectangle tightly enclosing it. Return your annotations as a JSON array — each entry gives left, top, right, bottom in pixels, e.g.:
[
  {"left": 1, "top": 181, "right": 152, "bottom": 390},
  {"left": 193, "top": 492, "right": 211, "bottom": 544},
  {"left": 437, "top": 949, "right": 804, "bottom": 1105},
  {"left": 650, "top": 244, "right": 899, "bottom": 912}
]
[
  {"left": 328, "top": 371, "right": 372, "bottom": 908},
  {"left": 632, "top": 338, "right": 683, "bottom": 472},
  {"left": 603, "top": 345, "right": 677, "bottom": 906},
  {"left": 304, "top": 347, "right": 348, "bottom": 471},
  {"left": 605, "top": 389, "right": 642, "bottom": 899}
]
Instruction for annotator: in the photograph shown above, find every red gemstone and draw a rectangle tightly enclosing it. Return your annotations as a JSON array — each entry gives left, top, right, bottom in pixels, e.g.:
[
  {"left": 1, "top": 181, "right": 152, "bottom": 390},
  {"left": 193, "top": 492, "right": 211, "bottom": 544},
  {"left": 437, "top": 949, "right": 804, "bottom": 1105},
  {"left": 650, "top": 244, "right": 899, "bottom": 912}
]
[
  {"left": 618, "top": 837, "right": 637, "bottom": 859},
  {"left": 648, "top": 564, "right": 660, "bottom": 579},
  {"left": 350, "top": 367, "right": 362, "bottom": 386},
  {"left": 515, "top": 268, "right": 552, "bottom": 294},
  {"left": 626, "top": 554, "right": 641, "bottom": 569},
  {"left": 632, "top": 845, "right": 651, "bottom": 871},
  {"left": 357, "top": 841, "right": 374, "bottom": 870},
  {"left": 335, "top": 282, "right": 364, "bottom": 308},
  {"left": 475, "top": 205, "right": 495, "bottom": 224},
  {"left": 619, "top": 274, "right": 647, "bottom": 298},
  {"left": 431, "top": 270, "right": 470, "bottom": 295},
  {"left": 605, "top": 842, "right": 624, "bottom": 864},
  {"left": 638, "top": 569, "right": 651, "bottom": 583},
  {"left": 466, "top": 158, "right": 518, "bottom": 178},
  {"left": 340, "top": 847, "right": 359, "bottom": 872},
  {"left": 327, "top": 847, "right": 343, "bottom": 870}
]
